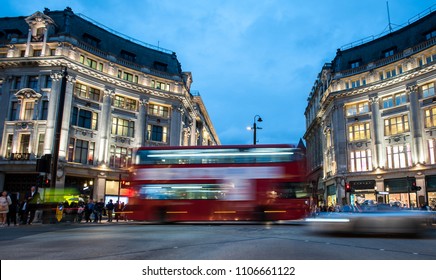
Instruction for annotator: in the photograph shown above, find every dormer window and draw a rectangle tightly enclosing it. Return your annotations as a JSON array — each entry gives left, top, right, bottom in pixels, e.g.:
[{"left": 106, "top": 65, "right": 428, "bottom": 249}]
[
  {"left": 425, "top": 30, "right": 436, "bottom": 40},
  {"left": 383, "top": 47, "right": 396, "bottom": 58},
  {"left": 82, "top": 33, "right": 100, "bottom": 47},
  {"left": 153, "top": 61, "right": 168, "bottom": 72},
  {"left": 31, "top": 27, "right": 44, "bottom": 42},
  {"left": 3, "top": 28, "right": 23, "bottom": 40},
  {"left": 349, "top": 59, "right": 362, "bottom": 69},
  {"left": 120, "top": 50, "right": 136, "bottom": 62}
]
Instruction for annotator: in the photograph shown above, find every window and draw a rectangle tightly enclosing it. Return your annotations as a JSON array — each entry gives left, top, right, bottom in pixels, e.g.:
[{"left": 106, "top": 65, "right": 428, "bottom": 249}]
[
  {"left": 37, "top": 134, "right": 45, "bottom": 157},
  {"left": 10, "top": 101, "right": 18, "bottom": 121},
  {"left": 425, "top": 107, "right": 436, "bottom": 128},
  {"left": 68, "top": 138, "right": 95, "bottom": 165},
  {"left": 351, "top": 80, "right": 360, "bottom": 88},
  {"left": 74, "top": 82, "right": 101, "bottom": 101},
  {"left": 28, "top": 76, "right": 39, "bottom": 90},
  {"left": 71, "top": 107, "right": 98, "bottom": 130},
  {"left": 23, "top": 101, "right": 34, "bottom": 120},
  {"left": 120, "top": 50, "right": 136, "bottom": 62},
  {"left": 348, "top": 123, "right": 370, "bottom": 141},
  {"left": 83, "top": 33, "right": 100, "bottom": 47},
  {"left": 79, "top": 55, "right": 103, "bottom": 71},
  {"left": 385, "top": 69, "right": 396, "bottom": 78},
  {"left": 109, "top": 145, "right": 132, "bottom": 168},
  {"left": 147, "top": 124, "right": 168, "bottom": 142},
  {"left": 386, "top": 144, "right": 412, "bottom": 169},
  {"left": 426, "top": 30, "right": 436, "bottom": 40},
  {"left": 422, "top": 83, "right": 435, "bottom": 98},
  {"left": 40, "top": 100, "right": 49, "bottom": 120},
  {"left": 384, "top": 115, "right": 409, "bottom": 136},
  {"left": 117, "top": 70, "right": 138, "bottom": 83},
  {"left": 383, "top": 48, "right": 395, "bottom": 58},
  {"left": 382, "top": 93, "right": 407, "bottom": 109},
  {"left": 350, "top": 149, "right": 372, "bottom": 172},
  {"left": 88, "top": 87, "right": 101, "bottom": 101},
  {"left": 44, "top": 75, "right": 52, "bottom": 88},
  {"left": 151, "top": 80, "right": 170, "bottom": 91},
  {"left": 394, "top": 92, "right": 407, "bottom": 106},
  {"left": 112, "top": 117, "right": 135, "bottom": 137},
  {"left": 153, "top": 61, "right": 168, "bottom": 71},
  {"left": 5, "top": 134, "right": 13, "bottom": 159},
  {"left": 113, "top": 95, "right": 137, "bottom": 111},
  {"left": 33, "top": 49, "right": 42, "bottom": 57},
  {"left": 18, "top": 134, "right": 30, "bottom": 154},
  {"left": 382, "top": 96, "right": 393, "bottom": 108},
  {"left": 426, "top": 54, "right": 435, "bottom": 64},
  {"left": 148, "top": 103, "right": 170, "bottom": 118},
  {"left": 350, "top": 60, "right": 361, "bottom": 69}
]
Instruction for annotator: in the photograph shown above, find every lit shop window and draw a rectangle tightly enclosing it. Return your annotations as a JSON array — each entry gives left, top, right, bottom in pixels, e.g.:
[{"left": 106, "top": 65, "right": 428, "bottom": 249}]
[
  {"left": 350, "top": 149, "right": 372, "bottom": 172},
  {"left": 386, "top": 144, "right": 412, "bottom": 169},
  {"left": 346, "top": 101, "right": 369, "bottom": 116},
  {"left": 384, "top": 115, "right": 409, "bottom": 136},
  {"left": 348, "top": 122, "right": 370, "bottom": 142}
]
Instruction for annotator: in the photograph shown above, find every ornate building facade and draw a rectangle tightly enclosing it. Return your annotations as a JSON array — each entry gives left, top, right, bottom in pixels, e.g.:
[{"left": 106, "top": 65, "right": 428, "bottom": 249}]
[
  {"left": 304, "top": 8, "right": 436, "bottom": 209},
  {"left": 0, "top": 8, "right": 220, "bottom": 201}
]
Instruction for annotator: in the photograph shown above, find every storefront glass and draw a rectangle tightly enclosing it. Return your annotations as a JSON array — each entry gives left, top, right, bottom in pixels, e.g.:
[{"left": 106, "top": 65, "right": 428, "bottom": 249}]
[
  {"left": 428, "top": 191, "right": 436, "bottom": 209},
  {"left": 387, "top": 192, "right": 417, "bottom": 208}
]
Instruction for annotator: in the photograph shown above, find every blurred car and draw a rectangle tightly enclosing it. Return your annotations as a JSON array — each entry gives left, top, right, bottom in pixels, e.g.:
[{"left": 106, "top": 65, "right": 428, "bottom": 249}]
[{"left": 306, "top": 207, "right": 433, "bottom": 236}]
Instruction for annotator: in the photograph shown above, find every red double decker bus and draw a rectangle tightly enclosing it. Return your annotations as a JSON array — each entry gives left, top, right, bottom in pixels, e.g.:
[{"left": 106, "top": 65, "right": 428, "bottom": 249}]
[{"left": 125, "top": 144, "right": 311, "bottom": 222}]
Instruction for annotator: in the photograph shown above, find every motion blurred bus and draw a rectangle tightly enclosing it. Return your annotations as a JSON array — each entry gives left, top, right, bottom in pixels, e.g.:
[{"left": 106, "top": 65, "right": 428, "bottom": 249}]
[{"left": 125, "top": 144, "right": 311, "bottom": 222}]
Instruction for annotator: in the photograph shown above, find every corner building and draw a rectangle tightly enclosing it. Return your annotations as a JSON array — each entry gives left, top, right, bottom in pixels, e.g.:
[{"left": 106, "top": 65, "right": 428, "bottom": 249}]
[
  {"left": 304, "top": 8, "right": 436, "bottom": 209},
  {"left": 0, "top": 8, "right": 220, "bottom": 201}
]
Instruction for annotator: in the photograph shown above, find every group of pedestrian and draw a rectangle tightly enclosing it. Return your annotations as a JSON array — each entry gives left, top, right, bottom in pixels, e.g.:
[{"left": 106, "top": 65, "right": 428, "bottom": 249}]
[
  {"left": 0, "top": 185, "right": 41, "bottom": 227},
  {"left": 1, "top": 184, "right": 129, "bottom": 226},
  {"left": 80, "top": 198, "right": 125, "bottom": 223}
]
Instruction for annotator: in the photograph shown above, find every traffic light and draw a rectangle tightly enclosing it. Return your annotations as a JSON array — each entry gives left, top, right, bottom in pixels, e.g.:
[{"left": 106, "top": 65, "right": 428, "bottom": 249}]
[
  {"left": 345, "top": 183, "right": 352, "bottom": 192},
  {"left": 411, "top": 183, "right": 422, "bottom": 191},
  {"left": 44, "top": 177, "right": 50, "bottom": 188}
]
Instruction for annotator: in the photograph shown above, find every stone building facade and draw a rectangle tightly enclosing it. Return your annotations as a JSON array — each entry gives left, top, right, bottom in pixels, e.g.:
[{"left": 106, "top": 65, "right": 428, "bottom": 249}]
[
  {"left": 304, "top": 8, "right": 436, "bottom": 209},
  {"left": 0, "top": 8, "right": 220, "bottom": 202}
]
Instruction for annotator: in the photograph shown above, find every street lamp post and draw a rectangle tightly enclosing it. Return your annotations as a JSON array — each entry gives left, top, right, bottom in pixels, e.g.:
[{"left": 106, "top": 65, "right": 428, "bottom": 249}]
[{"left": 252, "top": 115, "right": 263, "bottom": 145}]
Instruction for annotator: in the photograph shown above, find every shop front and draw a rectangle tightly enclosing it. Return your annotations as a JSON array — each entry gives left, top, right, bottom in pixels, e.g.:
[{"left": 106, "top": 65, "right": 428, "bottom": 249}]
[
  {"left": 326, "top": 184, "right": 336, "bottom": 208},
  {"left": 349, "top": 180, "right": 376, "bottom": 205},
  {"left": 425, "top": 176, "right": 436, "bottom": 209},
  {"left": 384, "top": 177, "right": 417, "bottom": 208}
]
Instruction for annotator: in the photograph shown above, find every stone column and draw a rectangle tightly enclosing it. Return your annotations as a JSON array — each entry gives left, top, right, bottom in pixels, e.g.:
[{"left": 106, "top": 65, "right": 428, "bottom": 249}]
[
  {"left": 58, "top": 74, "right": 76, "bottom": 159},
  {"left": 170, "top": 104, "right": 183, "bottom": 146},
  {"left": 98, "top": 87, "right": 114, "bottom": 165},
  {"left": 43, "top": 71, "right": 62, "bottom": 154},
  {"left": 25, "top": 28, "right": 31, "bottom": 57},
  {"left": 369, "top": 94, "right": 383, "bottom": 168},
  {"left": 189, "top": 112, "right": 197, "bottom": 146},
  {"left": 41, "top": 27, "right": 48, "bottom": 56},
  {"left": 95, "top": 175, "right": 107, "bottom": 201},
  {"left": 407, "top": 83, "right": 424, "bottom": 164},
  {"left": 135, "top": 98, "right": 149, "bottom": 147}
]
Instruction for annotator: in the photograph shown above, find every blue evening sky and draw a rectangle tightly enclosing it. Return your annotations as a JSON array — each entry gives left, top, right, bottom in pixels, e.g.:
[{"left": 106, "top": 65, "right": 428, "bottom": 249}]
[{"left": 1, "top": 0, "right": 435, "bottom": 145}]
